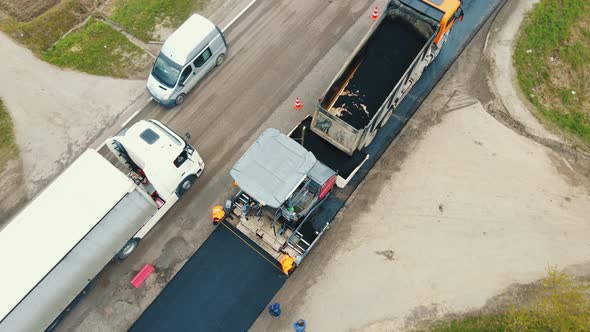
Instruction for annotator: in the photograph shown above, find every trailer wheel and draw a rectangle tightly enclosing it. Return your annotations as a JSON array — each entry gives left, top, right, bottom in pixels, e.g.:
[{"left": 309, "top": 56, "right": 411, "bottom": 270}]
[
  {"left": 175, "top": 93, "right": 186, "bottom": 106},
  {"left": 215, "top": 53, "right": 226, "bottom": 66},
  {"left": 46, "top": 315, "right": 64, "bottom": 332},
  {"left": 116, "top": 238, "right": 140, "bottom": 261},
  {"left": 177, "top": 175, "right": 196, "bottom": 197}
]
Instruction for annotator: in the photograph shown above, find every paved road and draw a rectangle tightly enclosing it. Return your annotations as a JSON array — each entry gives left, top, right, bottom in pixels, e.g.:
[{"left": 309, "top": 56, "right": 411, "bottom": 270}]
[
  {"left": 58, "top": 0, "right": 377, "bottom": 330},
  {"left": 129, "top": 0, "right": 507, "bottom": 331},
  {"left": 60, "top": 0, "right": 506, "bottom": 330}
]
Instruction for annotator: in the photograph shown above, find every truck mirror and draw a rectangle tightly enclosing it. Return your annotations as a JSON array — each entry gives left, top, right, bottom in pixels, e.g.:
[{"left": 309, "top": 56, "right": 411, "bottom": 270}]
[{"left": 184, "top": 132, "right": 192, "bottom": 140}]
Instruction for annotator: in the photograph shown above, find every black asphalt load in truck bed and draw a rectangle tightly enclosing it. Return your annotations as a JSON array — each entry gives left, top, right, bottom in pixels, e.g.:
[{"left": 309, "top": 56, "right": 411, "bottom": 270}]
[
  {"left": 333, "top": 17, "right": 428, "bottom": 130},
  {"left": 130, "top": 221, "right": 286, "bottom": 332},
  {"left": 291, "top": 117, "right": 367, "bottom": 179}
]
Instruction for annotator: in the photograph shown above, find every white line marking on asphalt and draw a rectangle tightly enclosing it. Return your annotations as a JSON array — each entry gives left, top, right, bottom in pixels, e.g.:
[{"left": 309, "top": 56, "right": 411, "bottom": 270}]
[
  {"left": 223, "top": 0, "right": 257, "bottom": 32},
  {"left": 121, "top": 98, "right": 153, "bottom": 128},
  {"left": 121, "top": 109, "right": 142, "bottom": 128}
]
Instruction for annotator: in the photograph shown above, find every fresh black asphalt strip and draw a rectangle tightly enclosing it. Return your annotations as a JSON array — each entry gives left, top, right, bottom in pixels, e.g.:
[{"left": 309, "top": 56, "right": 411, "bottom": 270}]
[
  {"left": 131, "top": 1, "right": 507, "bottom": 331},
  {"left": 129, "top": 221, "right": 287, "bottom": 332}
]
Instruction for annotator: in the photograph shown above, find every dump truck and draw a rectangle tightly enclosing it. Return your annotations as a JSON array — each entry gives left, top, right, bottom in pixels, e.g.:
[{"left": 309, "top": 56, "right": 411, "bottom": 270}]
[
  {"left": 222, "top": 0, "right": 463, "bottom": 273},
  {"left": 0, "top": 120, "right": 204, "bottom": 332},
  {"left": 296, "top": 0, "right": 463, "bottom": 186}
]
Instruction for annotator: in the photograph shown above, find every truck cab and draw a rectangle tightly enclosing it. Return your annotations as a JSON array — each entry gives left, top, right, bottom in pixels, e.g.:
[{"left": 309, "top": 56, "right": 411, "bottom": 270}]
[
  {"left": 403, "top": 0, "right": 464, "bottom": 47},
  {"left": 107, "top": 119, "right": 205, "bottom": 203}
]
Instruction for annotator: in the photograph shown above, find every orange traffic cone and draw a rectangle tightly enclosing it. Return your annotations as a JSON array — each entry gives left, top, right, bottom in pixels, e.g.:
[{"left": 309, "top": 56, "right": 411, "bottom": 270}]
[
  {"left": 371, "top": 6, "right": 379, "bottom": 20},
  {"left": 293, "top": 97, "right": 303, "bottom": 110}
]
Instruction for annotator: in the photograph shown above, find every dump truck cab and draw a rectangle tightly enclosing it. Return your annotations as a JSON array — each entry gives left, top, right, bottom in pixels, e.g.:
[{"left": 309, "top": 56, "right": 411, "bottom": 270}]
[{"left": 412, "top": 0, "right": 463, "bottom": 45}]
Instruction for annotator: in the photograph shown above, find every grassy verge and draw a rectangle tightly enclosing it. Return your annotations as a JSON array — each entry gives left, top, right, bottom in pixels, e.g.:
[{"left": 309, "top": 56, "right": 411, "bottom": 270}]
[
  {"left": 514, "top": 0, "right": 590, "bottom": 150},
  {"left": 0, "top": 0, "right": 90, "bottom": 54},
  {"left": 424, "top": 315, "right": 505, "bottom": 332},
  {"left": 0, "top": 99, "right": 18, "bottom": 171},
  {"left": 110, "top": 0, "right": 207, "bottom": 42},
  {"left": 44, "top": 18, "right": 149, "bottom": 78},
  {"left": 417, "top": 268, "right": 590, "bottom": 332}
]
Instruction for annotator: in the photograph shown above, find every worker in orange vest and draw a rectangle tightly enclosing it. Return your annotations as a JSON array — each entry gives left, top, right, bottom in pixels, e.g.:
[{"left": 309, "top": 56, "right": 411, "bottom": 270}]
[{"left": 211, "top": 205, "right": 225, "bottom": 225}]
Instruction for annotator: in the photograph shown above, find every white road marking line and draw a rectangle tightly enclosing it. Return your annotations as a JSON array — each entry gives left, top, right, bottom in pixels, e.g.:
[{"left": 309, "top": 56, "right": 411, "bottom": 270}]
[
  {"left": 121, "top": 97, "right": 153, "bottom": 128},
  {"left": 223, "top": 0, "right": 257, "bottom": 33},
  {"left": 121, "top": 109, "right": 142, "bottom": 128}
]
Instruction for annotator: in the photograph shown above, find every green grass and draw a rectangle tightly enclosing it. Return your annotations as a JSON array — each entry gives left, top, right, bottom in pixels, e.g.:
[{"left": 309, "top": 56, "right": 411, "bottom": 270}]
[
  {"left": 43, "top": 18, "right": 148, "bottom": 78},
  {"left": 0, "top": 99, "right": 18, "bottom": 171},
  {"left": 0, "top": 0, "right": 90, "bottom": 54},
  {"left": 110, "top": 0, "right": 207, "bottom": 42},
  {"left": 424, "top": 315, "right": 505, "bottom": 332},
  {"left": 417, "top": 268, "right": 590, "bottom": 332},
  {"left": 514, "top": 0, "right": 590, "bottom": 150}
]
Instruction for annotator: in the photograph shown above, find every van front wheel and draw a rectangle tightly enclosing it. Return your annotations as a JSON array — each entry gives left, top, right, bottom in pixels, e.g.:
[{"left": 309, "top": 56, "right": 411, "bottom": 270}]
[
  {"left": 175, "top": 93, "right": 186, "bottom": 106},
  {"left": 216, "top": 53, "right": 226, "bottom": 66}
]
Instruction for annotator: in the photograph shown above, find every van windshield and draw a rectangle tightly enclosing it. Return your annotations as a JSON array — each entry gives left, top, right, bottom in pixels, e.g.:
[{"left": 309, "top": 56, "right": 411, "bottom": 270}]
[{"left": 152, "top": 54, "right": 181, "bottom": 88}]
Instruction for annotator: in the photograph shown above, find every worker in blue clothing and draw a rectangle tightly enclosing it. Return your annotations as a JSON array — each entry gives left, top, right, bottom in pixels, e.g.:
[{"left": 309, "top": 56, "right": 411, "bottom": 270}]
[
  {"left": 268, "top": 303, "right": 281, "bottom": 317},
  {"left": 293, "top": 319, "right": 306, "bottom": 332}
]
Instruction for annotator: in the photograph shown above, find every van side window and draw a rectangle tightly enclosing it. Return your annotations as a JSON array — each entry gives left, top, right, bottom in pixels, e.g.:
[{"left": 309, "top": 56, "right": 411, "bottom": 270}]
[
  {"left": 179, "top": 66, "right": 192, "bottom": 84},
  {"left": 193, "top": 48, "right": 212, "bottom": 67}
]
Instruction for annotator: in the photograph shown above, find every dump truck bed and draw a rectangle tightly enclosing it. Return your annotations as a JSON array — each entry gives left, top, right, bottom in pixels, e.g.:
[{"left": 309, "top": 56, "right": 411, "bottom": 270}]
[{"left": 326, "top": 17, "right": 430, "bottom": 130}]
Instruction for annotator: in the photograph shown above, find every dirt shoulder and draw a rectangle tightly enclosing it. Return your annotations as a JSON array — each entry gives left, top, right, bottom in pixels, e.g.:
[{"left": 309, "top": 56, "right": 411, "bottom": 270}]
[
  {"left": 250, "top": 4, "right": 590, "bottom": 331},
  {"left": 0, "top": 31, "right": 144, "bottom": 226}
]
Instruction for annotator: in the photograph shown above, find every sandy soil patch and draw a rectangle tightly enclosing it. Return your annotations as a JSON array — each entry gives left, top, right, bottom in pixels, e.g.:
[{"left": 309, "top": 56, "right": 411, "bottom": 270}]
[
  {"left": 0, "top": 31, "right": 144, "bottom": 223},
  {"left": 251, "top": 95, "right": 590, "bottom": 332}
]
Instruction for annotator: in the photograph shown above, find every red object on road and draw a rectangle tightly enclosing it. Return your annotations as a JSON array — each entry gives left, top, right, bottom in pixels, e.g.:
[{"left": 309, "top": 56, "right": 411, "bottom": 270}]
[
  {"left": 131, "top": 264, "right": 155, "bottom": 288},
  {"left": 371, "top": 6, "right": 379, "bottom": 20},
  {"left": 293, "top": 97, "right": 303, "bottom": 110}
]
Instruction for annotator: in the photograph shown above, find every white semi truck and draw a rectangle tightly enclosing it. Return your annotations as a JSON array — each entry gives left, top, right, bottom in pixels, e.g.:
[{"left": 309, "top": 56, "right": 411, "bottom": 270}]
[{"left": 0, "top": 120, "right": 204, "bottom": 332}]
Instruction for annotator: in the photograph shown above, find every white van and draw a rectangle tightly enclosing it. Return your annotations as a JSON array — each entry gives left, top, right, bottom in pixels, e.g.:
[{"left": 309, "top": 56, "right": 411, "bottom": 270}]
[{"left": 147, "top": 14, "right": 227, "bottom": 107}]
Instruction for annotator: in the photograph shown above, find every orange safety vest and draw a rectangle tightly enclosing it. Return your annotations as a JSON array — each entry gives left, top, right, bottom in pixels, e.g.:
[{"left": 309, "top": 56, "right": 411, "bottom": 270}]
[
  {"left": 280, "top": 255, "right": 295, "bottom": 275},
  {"left": 211, "top": 206, "right": 225, "bottom": 224}
]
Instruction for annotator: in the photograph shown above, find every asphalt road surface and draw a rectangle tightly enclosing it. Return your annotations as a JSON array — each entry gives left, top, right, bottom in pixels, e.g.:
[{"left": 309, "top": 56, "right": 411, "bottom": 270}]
[
  {"left": 127, "top": 0, "right": 507, "bottom": 331},
  {"left": 58, "top": 0, "right": 378, "bottom": 330},
  {"left": 58, "top": 0, "right": 506, "bottom": 331}
]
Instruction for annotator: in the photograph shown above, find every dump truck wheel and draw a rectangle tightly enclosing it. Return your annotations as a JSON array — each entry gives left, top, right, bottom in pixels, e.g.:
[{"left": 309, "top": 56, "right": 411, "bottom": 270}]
[
  {"left": 380, "top": 110, "right": 393, "bottom": 128},
  {"left": 364, "top": 130, "right": 377, "bottom": 149},
  {"left": 116, "top": 238, "right": 140, "bottom": 261}
]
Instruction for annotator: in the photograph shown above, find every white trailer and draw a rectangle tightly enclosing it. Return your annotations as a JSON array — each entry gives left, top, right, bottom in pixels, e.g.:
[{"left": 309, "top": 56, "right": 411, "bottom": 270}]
[{"left": 0, "top": 120, "right": 204, "bottom": 331}]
